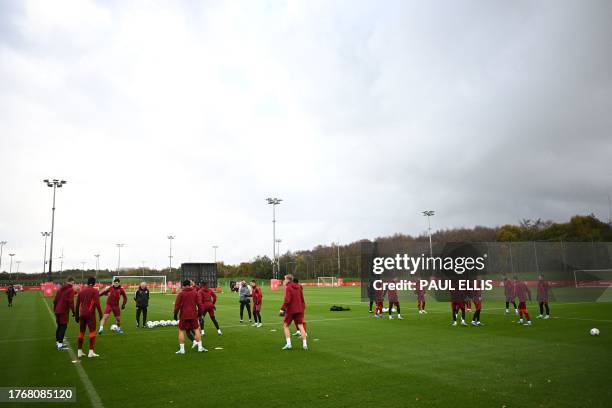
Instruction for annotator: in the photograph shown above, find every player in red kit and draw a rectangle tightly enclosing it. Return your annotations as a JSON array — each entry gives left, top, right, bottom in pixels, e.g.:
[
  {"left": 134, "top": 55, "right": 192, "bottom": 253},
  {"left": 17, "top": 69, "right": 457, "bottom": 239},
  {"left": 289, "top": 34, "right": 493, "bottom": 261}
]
[
  {"left": 504, "top": 276, "right": 518, "bottom": 315},
  {"left": 174, "top": 280, "right": 206, "bottom": 354},
  {"left": 198, "top": 281, "right": 222, "bottom": 336},
  {"left": 280, "top": 274, "right": 307, "bottom": 350},
  {"left": 75, "top": 277, "right": 103, "bottom": 358},
  {"left": 374, "top": 288, "right": 384, "bottom": 318},
  {"left": 451, "top": 289, "right": 467, "bottom": 326},
  {"left": 53, "top": 276, "right": 75, "bottom": 350},
  {"left": 536, "top": 275, "right": 551, "bottom": 319},
  {"left": 291, "top": 278, "right": 308, "bottom": 336},
  {"left": 470, "top": 289, "right": 483, "bottom": 326},
  {"left": 386, "top": 279, "right": 402, "bottom": 319},
  {"left": 98, "top": 278, "right": 127, "bottom": 334},
  {"left": 515, "top": 278, "right": 532, "bottom": 325},
  {"left": 415, "top": 283, "right": 427, "bottom": 314},
  {"left": 251, "top": 280, "right": 263, "bottom": 327}
]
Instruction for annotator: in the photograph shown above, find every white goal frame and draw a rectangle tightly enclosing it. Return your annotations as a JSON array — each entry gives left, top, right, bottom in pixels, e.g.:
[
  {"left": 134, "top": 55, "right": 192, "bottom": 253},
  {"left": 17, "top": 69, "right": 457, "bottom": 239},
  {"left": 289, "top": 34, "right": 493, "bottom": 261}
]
[
  {"left": 573, "top": 269, "right": 612, "bottom": 288},
  {"left": 112, "top": 275, "right": 167, "bottom": 293},
  {"left": 317, "top": 276, "right": 338, "bottom": 287}
]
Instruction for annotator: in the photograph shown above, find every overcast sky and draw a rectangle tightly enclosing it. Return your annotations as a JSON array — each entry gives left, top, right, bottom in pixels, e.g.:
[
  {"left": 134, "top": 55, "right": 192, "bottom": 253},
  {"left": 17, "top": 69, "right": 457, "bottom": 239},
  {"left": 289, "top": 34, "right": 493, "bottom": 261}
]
[{"left": 1, "top": 0, "right": 611, "bottom": 272}]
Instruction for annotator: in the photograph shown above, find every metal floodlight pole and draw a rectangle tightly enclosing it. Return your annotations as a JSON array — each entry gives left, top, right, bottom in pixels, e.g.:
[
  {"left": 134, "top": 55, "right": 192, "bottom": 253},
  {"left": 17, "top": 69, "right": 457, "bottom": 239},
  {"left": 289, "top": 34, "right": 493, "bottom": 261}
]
[
  {"left": 41, "top": 232, "right": 51, "bottom": 275},
  {"left": 276, "top": 239, "right": 282, "bottom": 275},
  {"left": 16, "top": 261, "right": 21, "bottom": 274},
  {"left": 9, "top": 253, "right": 15, "bottom": 280},
  {"left": 44, "top": 179, "right": 66, "bottom": 281},
  {"left": 59, "top": 248, "right": 64, "bottom": 275},
  {"left": 212, "top": 245, "right": 218, "bottom": 264},
  {"left": 0, "top": 241, "right": 6, "bottom": 272},
  {"left": 422, "top": 210, "right": 435, "bottom": 257},
  {"left": 94, "top": 254, "right": 100, "bottom": 279},
  {"left": 266, "top": 198, "right": 282, "bottom": 279},
  {"left": 116, "top": 244, "right": 125, "bottom": 275},
  {"left": 167, "top": 236, "right": 175, "bottom": 274}
]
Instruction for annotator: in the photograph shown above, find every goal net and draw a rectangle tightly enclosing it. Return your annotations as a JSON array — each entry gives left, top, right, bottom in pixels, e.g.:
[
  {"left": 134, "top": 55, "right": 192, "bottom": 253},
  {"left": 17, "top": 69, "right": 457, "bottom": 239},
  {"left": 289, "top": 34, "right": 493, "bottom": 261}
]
[
  {"left": 317, "top": 276, "right": 338, "bottom": 287},
  {"left": 573, "top": 269, "right": 612, "bottom": 288},
  {"left": 112, "top": 276, "right": 167, "bottom": 293}
]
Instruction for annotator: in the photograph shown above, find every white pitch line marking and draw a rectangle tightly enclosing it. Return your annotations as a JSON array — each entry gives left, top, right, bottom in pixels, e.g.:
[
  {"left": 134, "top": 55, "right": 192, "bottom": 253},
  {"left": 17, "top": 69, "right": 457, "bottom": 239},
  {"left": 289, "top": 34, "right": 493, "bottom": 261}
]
[{"left": 42, "top": 295, "right": 104, "bottom": 408}]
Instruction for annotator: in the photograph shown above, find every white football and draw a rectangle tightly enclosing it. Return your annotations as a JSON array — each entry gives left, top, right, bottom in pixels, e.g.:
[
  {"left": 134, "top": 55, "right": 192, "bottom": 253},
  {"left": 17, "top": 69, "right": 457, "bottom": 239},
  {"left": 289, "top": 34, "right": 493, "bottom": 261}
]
[
  {"left": 110, "top": 324, "right": 118, "bottom": 331},
  {"left": 590, "top": 328, "right": 600, "bottom": 336},
  {"left": 146, "top": 321, "right": 153, "bottom": 328}
]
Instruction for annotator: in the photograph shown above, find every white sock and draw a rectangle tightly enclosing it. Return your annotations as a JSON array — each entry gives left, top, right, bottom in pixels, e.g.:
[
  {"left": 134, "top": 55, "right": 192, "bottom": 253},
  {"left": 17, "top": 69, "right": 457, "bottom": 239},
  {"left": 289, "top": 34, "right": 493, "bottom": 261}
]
[
  {"left": 285, "top": 338, "right": 291, "bottom": 346},
  {"left": 302, "top": 339, "right": 307, "bottom": 347},
  {"left": 179, "top": 343, "right": 185, "bottom": 352}
]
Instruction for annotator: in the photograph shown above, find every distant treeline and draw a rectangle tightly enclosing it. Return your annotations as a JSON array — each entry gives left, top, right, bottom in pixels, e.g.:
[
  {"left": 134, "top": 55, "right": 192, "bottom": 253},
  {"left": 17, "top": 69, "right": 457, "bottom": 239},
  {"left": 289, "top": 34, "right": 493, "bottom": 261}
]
[{"left": 2, "top": 214, "right": 610, "bottom": 283}]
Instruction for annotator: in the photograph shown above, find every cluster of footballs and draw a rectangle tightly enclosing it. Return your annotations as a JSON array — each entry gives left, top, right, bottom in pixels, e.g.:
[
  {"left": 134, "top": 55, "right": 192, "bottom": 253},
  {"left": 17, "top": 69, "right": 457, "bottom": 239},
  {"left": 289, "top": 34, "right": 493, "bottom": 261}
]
[{"left": 146, "top": 320, "right": 179, "bottom": 328}]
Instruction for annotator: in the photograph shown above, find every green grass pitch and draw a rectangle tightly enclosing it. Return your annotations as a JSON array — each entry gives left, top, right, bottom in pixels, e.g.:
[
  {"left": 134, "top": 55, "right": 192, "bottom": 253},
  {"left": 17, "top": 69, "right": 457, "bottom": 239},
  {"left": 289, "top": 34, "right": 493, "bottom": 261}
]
[{"left": 1, "top": 287, "right": 611, "bottom": 407}]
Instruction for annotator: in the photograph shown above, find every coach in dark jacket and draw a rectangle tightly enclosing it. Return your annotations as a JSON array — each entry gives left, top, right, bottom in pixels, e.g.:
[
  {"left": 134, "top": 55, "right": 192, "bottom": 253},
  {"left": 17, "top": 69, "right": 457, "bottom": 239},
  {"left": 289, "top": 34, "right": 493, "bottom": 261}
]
[{"left": 134, "top": 282, "right": 150, "bottom": 327}]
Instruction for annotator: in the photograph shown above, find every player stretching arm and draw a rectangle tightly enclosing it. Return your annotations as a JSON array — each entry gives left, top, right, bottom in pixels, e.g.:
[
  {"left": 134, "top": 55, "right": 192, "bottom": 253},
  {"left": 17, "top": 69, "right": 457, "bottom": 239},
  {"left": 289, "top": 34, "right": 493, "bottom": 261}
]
[
  {"left": 174, "top": 280, "right": 206, "bottom": 354},
  {"left": 280, "top": 274, "right": 307, "bottom": 350},
  {"left": 75, "top": 277, "right": 103, "bottom": 358},
  {"left": 53, "top": 276, "right": 75, "bottom": 350},
  {"left": 537, "top": 275, "right": 551, "bottom": 319},
  {"left": 98, "top": 278, "right": 127, "bottom": 334},
  {"left": 516, "top": 279, "right": 532, "bottom": 326}
]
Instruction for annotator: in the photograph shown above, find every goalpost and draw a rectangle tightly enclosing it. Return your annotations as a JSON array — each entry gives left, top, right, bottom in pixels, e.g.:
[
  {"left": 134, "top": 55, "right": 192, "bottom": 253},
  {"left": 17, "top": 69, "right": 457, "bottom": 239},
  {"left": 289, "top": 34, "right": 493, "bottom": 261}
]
[
  {"left": 112, "top": 276, "right": 167, "bottom": 293},
  {"left": 573, "top": 269, "right": 612, "bottom": 288},
  {"left": 317, "top": 276, "right": 338, "bottom": 287}
]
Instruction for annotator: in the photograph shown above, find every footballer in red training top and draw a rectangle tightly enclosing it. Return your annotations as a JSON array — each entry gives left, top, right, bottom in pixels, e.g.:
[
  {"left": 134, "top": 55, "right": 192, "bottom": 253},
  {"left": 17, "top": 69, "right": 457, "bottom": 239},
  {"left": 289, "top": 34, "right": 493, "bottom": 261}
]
[
  {"left": 279, "top": 274, "right": 307, "bottom": 350},
  {"left": 174, "top": 280, "right": 206, "bottom": 354},
  {"left": 374, "top": 288, "right": 384, "bottom": 318},
  {"left": 451, "top": 289, "right": 467, "bottom": 326},
  {"left": 385, "top": 278, "right": 402, "bottom": 320},
  {"left": 198, "top": 281, "right": 222, "bottom": 336},
  {"left": 53, "top": 276, "right": 76, "bottom": 350},
  {"left": 75, "top": 277, "right": 103, "bottom": 358},
  {"left": 98, "top": 278, "right": 127, "bottom": 334},
  {"left": 515, "top": 279, "right": 532, "bottom": 326},
  {"left": 537, "top": 275, "right": 551, "bottom": 319},
  {"left": 251, "top": 279, "right": 263, "bottom": 327}
]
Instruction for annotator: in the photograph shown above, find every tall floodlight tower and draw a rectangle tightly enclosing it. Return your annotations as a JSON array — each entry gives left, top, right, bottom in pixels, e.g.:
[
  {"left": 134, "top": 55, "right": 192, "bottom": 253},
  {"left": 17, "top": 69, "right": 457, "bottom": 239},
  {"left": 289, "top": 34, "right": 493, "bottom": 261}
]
[
  {"left": 422, "top": 210, "right": 435, "bottom": 257},
  {"left": 43, "top": 179, "right": 67, "bottom": 281},
  {"left": 266, "top": 198, "right": 283, "bottom": 279}
]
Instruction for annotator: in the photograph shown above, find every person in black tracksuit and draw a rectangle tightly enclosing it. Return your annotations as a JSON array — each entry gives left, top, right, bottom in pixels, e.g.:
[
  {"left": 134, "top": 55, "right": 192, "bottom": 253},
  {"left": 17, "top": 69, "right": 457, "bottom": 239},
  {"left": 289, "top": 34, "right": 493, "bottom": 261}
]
[
  {"left": 6, "top": 285, "right": 16, "bottom": 307},
  {"left": 134, "top": 282, "right": 150, "bottom": 327}
]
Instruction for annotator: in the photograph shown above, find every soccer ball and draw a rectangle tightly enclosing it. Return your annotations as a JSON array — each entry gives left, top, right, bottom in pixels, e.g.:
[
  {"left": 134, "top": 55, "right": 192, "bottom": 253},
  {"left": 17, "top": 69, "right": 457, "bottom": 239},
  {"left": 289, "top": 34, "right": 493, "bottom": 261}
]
[
  {"left": 146, "top": 321, "right": 154, "bottom": 329},
  {"left": 110, "top": 324, "right": 118, "bottom": 331},
  {"left": 172, "top": 320, "right": 178, "bottom": 326},
  {"left": 590, "top": 328, "right": 600, "bottom": 336}
]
